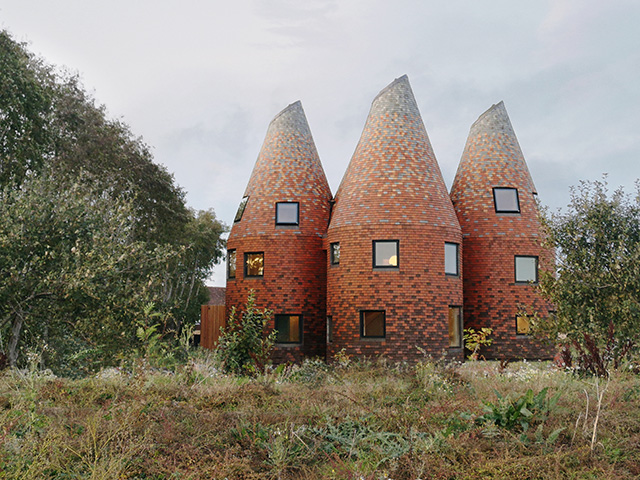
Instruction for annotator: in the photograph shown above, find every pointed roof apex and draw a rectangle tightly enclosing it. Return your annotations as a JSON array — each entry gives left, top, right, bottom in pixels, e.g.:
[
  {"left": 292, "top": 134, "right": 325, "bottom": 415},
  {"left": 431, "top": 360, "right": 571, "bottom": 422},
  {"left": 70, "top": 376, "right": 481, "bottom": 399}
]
[
  {"left": 469, "top": 100, "right": 515, "bottom": 137},
  {"left": 271, "top": 100, "right": 303, "bottom": 123},
  {"left": 372, "top": 74, "right": 411, "bottom": 102},
  {"left": 265, "top": 100, "right": 312, "bottom": 138}
]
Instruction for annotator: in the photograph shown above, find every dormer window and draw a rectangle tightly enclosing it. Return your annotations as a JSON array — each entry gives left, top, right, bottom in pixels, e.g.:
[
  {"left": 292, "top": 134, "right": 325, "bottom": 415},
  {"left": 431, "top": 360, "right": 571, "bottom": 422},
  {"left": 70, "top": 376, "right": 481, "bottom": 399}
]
[
  {"left": 234, "top": 196, "right": 249, "bottom": 222},
  {"left": 276, "top": 202, "right": 299, "bottom": 225},
  {"left": 493, "top": 187, "right": 520, "bottom": 213}
]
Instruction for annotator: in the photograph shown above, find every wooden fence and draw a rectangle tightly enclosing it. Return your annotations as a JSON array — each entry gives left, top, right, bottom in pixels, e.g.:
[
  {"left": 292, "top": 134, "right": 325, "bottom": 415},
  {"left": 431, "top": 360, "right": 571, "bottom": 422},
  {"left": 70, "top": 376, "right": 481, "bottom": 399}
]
[{"left": 200, "top": 305, "right": 226, "bottom": 350}]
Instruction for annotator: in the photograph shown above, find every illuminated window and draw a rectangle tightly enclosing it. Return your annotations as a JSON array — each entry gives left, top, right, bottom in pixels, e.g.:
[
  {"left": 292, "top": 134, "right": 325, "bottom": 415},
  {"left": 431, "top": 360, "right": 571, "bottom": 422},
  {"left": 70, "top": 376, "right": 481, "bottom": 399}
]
[
  {"left": 449, "top": 306, "right": 462, "bottom": 348},
  {"left": 276, "top": 202, "right": 299, "bottom": 225},
  {"left": 373, "top": 240, "right": 399, "bottom": 268},
  {"left": 493, "top": 187, "right": 520, "bottom": 213},
  {"left": 360, "top": 310, "right": 385, "bottom": 338},
  {"left": 244, "top": 252, "right": 264, "bottom": 277},
  {"left": 275, "top": 314, "right": 302, "bottom": 344},
  {"left": 444, "top": 242, "right": 459, "bottom": 276},
  {"left": 515, "top": 256, "right": 538, "bottom": 283},
  {"left": 516, "top": 315, "right": 531, "bottom": 335},
  {"left": 234, "top": 196, "right": 249, "bottom": 222},
  {"left": 330, "top": 242, "right": 340, "bottom": 265},
  {"left": 227, "top": 249, "right": 236, "bottom": 279}
]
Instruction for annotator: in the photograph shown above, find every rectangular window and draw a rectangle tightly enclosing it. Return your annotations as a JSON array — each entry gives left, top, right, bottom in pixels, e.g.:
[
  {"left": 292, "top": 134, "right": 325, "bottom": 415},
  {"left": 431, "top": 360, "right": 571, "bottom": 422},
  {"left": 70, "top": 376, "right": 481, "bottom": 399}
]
[
  {"left": 330, "top": 242, "right": 340, "bottom": 265},
  {"left": 244, "top": 252, "right": 264, "bottom": 277},
  {"left": 448, "top": 306, "right": 462, "bottom": 348},
  {"left": 326, "top": 316, "right": 333, "bottom": 344},
  {"left": 373, "top": 240, "right": 399, "bottom": 268},
  {"left": 493, "top": 187, "right": 520, "bottom": 213},
  {"left": 516, "top": 315, "right": 531, "bottom": 335},
  {"left": 227, "top": 249, "right": 236, "bottom": 279},
  {"left": 276, "top": 202, "right": 299, "bottom": 225},
  {"left": 444, "top": 242, "right": 459, "bottom": 276},
  {"left": 515, "top": 255, "right": 538, "bottom": 283},
  {"left": 234, "top": 196, "right": 249, "bottom": 222},
  {"left": 275, "top": 315, "right": 302, "bottom": 344},
  {"left": 360, "top": 310, "right": 385, "bottom": 338}
]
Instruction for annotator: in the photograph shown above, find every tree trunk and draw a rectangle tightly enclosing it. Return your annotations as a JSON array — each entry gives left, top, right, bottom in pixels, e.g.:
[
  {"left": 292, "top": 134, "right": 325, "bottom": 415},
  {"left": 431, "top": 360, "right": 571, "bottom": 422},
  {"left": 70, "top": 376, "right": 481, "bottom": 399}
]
[{"left": 8, "top": 313, "right": 24, "bottom": 367}]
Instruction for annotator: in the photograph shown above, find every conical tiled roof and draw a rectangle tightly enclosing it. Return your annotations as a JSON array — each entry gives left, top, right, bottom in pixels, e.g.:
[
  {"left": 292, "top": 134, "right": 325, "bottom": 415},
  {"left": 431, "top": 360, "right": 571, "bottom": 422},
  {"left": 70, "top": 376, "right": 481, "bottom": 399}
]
[{"left": 330, "top": 75, "right": 458, "bottom": 230}]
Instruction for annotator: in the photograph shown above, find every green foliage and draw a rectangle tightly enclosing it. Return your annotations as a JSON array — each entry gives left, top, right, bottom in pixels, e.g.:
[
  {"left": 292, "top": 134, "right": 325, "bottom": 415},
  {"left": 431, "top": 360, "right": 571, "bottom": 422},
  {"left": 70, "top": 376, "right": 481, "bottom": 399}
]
[
  {"left": 463, "top": 327, "right": 493, "bottom": 360},
  {"left": 215, "top": 291, "right": 276, "bottom": 376},
  {"left": 538, "top": 178, "right": 640, "bottom": 370}
]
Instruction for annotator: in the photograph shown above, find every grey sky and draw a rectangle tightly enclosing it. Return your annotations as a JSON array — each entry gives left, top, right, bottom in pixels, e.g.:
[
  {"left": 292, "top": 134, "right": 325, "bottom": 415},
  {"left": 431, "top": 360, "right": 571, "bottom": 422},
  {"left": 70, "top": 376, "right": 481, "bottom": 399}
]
[{"left": 2, "top": 0, "right": 639, "bottom": 286}]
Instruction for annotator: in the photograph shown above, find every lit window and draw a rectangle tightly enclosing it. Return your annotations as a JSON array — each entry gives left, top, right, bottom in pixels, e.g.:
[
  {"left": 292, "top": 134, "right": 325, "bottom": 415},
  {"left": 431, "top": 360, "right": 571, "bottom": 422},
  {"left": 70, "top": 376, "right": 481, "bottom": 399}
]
[
  {"left": 244, "top": 252, "right": 264, "bottom": 277},
  {"left": 515, "top": 256, "right": 538, "bottom": 283},
  {"left": 276, "top": 202, "right": 299, "bottom": 225},
  {"left": 360, "top": 310, "right": 385, "bottom": 338},
  {"left": 373, "top": 240, "right": 399, "bottom": 268},
  {"left": 330, "top": 243, "right": 340, "bottom": 265},
  {"left": 275, "top": 315, "right": 302, "bottom": 344},
  {"left": 234, "top": 196, "right": 249, "bottom": 222},
  {"left": 516, "top": 315, "right": 530, "bottom": 335},
  {"left": 448, "top": 306, "right": 462, "bottom": 348},
  {"left": 227, "top": 249, "right": 236, "bottom": 279},
  {"left": 444, "top": 242, "right": 459, "bottom": 276},
  {"left": 493, "top": 187, "right": 520, "bottom": 213}
]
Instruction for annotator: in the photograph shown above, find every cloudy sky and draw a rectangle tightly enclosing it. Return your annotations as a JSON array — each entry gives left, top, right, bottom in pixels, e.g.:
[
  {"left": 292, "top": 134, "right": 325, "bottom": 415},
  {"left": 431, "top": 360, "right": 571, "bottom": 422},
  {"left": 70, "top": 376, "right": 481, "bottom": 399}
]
[{"left": 2, "top": 0, "right": 639, "bottom": 286}]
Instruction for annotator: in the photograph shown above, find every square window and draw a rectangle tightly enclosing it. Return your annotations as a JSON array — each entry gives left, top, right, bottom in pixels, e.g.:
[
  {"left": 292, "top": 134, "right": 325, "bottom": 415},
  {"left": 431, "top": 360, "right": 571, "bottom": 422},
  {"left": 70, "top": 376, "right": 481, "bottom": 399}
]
[
  {"left": 360, "top": 310, "right": 385, "bottom": 338},
  {"left": 515, "top": 256, "right": 538, "bottom": 283},
  {"left": 444, "top": 242, "right": 459, "bottom": 276},
  {"left": 276, "top": 202, "right": 299, "bottom": 225},
  {"left": 330, "top": 242, "right": 340, "bottom": 265},
  {"left": 516, "top": 315, "right": 531, "bottom": 335},
  {"left": 275, "top": 314, "right": 302, "bottom": 344},
  {"left": 493, "top": 187, "right": 520, "bottom": 213},
  {"left": 227, "top": 249, "right": 236, "bottom": 279},
  {"left": 244, "top": 252, "right": 264, "bottom": 277},
  {"left": 373, "top": 240, "right": 399, "bottom": 268},
  {"left": 234, "top": 196, "right": 249, "bottom": 222},
  {"left": 448, "top": 306, "right": 462, "bottom": 348}
]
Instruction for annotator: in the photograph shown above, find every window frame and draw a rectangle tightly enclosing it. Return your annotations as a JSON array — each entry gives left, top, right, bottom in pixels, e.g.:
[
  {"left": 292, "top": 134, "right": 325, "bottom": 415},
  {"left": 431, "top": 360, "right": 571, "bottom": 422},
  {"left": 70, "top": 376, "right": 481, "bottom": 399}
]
[
  {"left": 360, "top": 310, "right": 386, "bottom": 339},
  {"left": 372, "top": 240, "right": 399, "bottom": 269},
  {"left": 326, "top": 315, "right": 333, "bottom": 344},
  {"left": 330, "top": 242, "right": 340, "bottom": 265},
  {"left": 275, "top": 201, "right": 300, "bottom": 226},
  {"left": 493, "top": 187, "right": 520, "bottom": 214},
  {"left": 448, "top": 306, "right": 463, "bottom": 348},
  {"left": 227, "top": 249, "right": 236, "bottom": 279},
  {"left": 244, "top": 252, "right": 264, "bottom": 278},
  {"left": 274, "top": 314, "right": 303, "bottom": 344},
  {"left": 444, "top": 242, "right": 459, "bottom": 276},
  {"left": 516, "top": 314, "right": 531, "bottom": 336},
  {"left": 234, "top": 196, "right": 249, "bottom": 222},
  {"left": 514, "top": 255, "right": 538, "bottom": 284}
]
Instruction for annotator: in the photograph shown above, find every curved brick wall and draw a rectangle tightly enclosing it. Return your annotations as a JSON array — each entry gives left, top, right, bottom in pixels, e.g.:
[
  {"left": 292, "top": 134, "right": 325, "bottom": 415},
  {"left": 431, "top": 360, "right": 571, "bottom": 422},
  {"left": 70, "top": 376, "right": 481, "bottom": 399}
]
[
  {"left": 450, "top": 101, "right": 554, "bottom": 359},
  {"left": 327, "top": 75, "right": 463, "bottom": 362},
  {"left": 226, "top": 101, "right": 332, "bottom": 362}
]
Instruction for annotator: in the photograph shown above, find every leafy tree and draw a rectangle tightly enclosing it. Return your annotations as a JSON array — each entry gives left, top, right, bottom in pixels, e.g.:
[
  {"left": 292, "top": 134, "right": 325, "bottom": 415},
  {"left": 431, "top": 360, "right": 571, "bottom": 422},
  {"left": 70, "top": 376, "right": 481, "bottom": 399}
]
[{"left": 538, "top": 178, "right": 640, "bottom": 369}]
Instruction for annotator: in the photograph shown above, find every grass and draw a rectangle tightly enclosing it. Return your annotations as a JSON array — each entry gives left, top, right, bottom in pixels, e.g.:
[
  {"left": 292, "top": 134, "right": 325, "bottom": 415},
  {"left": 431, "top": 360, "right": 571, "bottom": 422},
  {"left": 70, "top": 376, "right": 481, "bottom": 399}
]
[{"left": 1, "top": 353, "right": 639, "bottom": 479}]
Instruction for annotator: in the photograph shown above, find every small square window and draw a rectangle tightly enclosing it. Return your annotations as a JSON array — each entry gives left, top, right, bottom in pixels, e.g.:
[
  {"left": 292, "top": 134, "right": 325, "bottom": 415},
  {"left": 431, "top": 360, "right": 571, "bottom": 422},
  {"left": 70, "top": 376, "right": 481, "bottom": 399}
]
[
  {"left": 493, "top": 187, "right": 520, "bottom": 213},
  {"left": 330, "top": 242, "right": 340, "bottom": 265},
  {"left": 234, "top": 196, "right": 249, "bottom": 222},
  {"left": 244, "top": 252, "right": 264, "bottom": 277},
  {"left": 516, "top": 315, "right": 531, "bottom": 335},
  {"left": 444, "top": 242, "right": 459, "bottom": 276},
  {"left": 227, "top": 249, "right": 236, "bottom": 279},
  {"left": 275, "top": 314, "right": 302, "bottom": 344},
  {"left": 515, "top": 256, "right": 538, "bottom": 283},
  {"left": 448, "top": 306, "right": 462, "bottom": 348},
  {"left": 373, "top": 240, "right": 399, "bottom": 268},
  {"left": 360, "top": 310, "right": 385, "bottom": 338},
  {"left": 276, "top": 202, "right": 299, "bottom": 225}
]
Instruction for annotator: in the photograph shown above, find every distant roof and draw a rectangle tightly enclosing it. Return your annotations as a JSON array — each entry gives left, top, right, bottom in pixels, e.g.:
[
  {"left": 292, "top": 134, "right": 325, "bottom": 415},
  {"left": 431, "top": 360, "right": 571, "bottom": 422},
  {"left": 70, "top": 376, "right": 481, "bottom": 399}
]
[{"left": 205, "top": 286, "right": 226, "bottom": 305}]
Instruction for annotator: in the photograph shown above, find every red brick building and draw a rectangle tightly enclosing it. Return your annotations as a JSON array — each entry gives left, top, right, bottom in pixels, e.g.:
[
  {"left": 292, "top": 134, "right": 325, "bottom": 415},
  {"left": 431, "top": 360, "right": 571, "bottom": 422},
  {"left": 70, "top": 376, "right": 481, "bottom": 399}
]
[{"left": 225, "top": 78, "right": 552, "bottom": 362}]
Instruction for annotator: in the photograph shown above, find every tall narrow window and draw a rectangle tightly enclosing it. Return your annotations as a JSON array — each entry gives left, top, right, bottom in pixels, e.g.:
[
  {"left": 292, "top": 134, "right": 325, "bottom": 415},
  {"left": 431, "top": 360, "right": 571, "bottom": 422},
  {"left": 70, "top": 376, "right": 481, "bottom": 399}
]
[
  {"left": 244, "top": 252, "right": 264, "bottom": 277},
  {"left": 227, "top": 249, "right": 236, "bottom": 279},
  {"left": 373, "top": 240, "right": 399, "bottom": 268},
  {"left": 276, "top": 202, "right": 299, "bottom": 225},
  {"left": 516, "top": 315, "right": 531, "bottom": 335},
  {"left": 330, "top": 242, "right": 340, "bottom": 265},
  {"left": 448, "top": 306, "right": 462, "bottom": 348},
  {"left": 360, "top": 310, "right": 385, "bottom": 338},
  {"left": 326, "top": 316, "right": 333, "bottom": 344},
  {"left": 275, "top": 314, "right": 302, "bottom": 344},
  {"left": 515, "top": 256, "right": 538, "bottom": 283},
  {"left": 234, "top": 196, "right": 249, "bottom": 222},
  {"left": 444, "top": 242, "right": 459, "bottom": 276},
  {"left": 493, "top": 187, "right": 520, "bottom": 213}
]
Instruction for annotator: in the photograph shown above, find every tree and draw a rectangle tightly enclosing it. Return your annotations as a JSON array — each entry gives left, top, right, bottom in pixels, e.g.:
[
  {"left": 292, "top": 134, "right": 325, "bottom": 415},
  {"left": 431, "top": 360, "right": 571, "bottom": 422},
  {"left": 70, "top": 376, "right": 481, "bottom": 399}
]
[{"left": 538, "top": 178, "right": 640, "bottom": 370}]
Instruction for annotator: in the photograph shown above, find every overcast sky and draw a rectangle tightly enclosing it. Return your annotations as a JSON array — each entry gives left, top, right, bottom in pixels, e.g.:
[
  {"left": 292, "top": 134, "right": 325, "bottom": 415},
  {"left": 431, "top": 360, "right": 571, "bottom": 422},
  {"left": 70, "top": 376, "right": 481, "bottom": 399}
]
[{"left": 2, "top": 0, "right": 639, "bottom": 286}]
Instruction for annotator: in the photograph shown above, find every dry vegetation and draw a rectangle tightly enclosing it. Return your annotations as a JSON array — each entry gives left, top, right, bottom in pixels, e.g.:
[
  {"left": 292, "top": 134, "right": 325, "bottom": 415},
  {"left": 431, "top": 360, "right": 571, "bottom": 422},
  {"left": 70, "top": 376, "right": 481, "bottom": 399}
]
[{"left": 1, "top": 353, "right": 640, "bottom": 479}]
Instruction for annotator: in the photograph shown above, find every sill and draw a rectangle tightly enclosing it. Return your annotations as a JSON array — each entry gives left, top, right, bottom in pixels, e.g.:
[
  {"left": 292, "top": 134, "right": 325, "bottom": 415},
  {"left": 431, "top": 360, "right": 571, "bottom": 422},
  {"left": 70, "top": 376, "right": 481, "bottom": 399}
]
[
  {"left": 514, "top": 282, "right": 538, "bottom": 285},
  {"left": 245, "top": 276, "right": 264, "bottom": 279},
  {"left": 445, "top": 273, "right": 460, "bottom": 278},
  {"left": 360, "top": 337, "right": 386, "bottom": 342},
  {"left": 276, "top": 343, "right": 303, "bottom": 348},
  {"left": 373, "top": 267, "right": 399, "bottom": 271}
]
